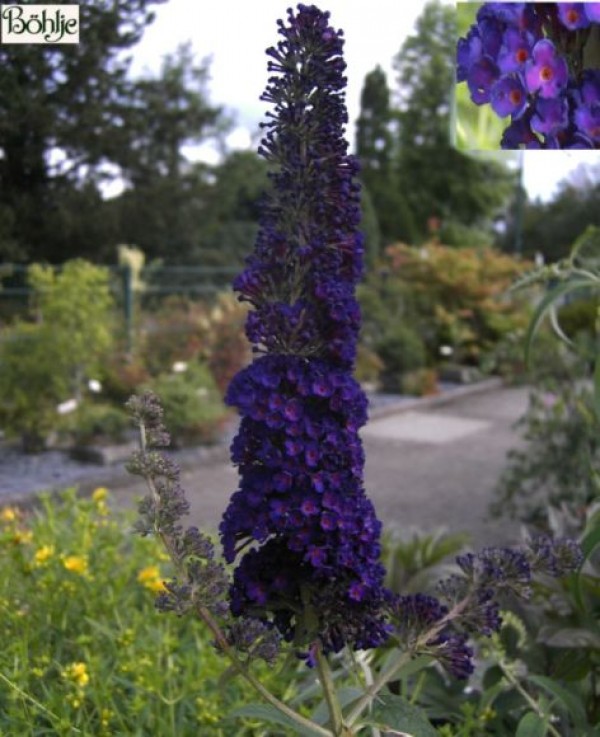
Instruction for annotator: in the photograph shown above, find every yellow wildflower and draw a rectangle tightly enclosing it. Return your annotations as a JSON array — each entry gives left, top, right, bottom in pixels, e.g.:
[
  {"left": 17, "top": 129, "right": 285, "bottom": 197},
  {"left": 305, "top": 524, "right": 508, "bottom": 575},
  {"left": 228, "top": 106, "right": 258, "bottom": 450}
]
[
  {"left": 91, "top": 487, "right": 108, "bottom": 503},
  {"left": 0, "top": 507, "right": 18, "bottom": 523},
  {"left": 137, "top": 565, "right": 166, "bottom": 593},
  {"left": 34, "top": 545, "right": 54, "bottom": 565},
  {"left": 62, "top": 661, "right": 89, "bottom": 688},
  {"left": 62, "top": 555, "right": 88, "bottom": 576}
]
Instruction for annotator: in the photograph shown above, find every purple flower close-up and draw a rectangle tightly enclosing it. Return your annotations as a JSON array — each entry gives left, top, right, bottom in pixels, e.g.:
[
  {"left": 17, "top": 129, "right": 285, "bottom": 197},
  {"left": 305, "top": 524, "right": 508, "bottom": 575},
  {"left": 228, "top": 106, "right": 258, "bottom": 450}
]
[
  {"left": 497, "top": 28, "right": 534, "bottom": 74},
  {"left": 490, "top": 75, "right": 528, "bottom": 118},
  {"left": 531, "top": 95, "right": 570, "bottom": 135},
  {"left": 500, "top": 113, "right": 541, "bottom": 148},
  {"left": 467, "top": 56, "right": 500, "bottom": 104},
  {"left": 525, "top": 39, "right": 568, "bottom": 98},
  {"left": 584, "top": 3, "right": 600, "bottom": 22},
  {"left": 220, "top": 3, "right": 391, "bottom": 660},
  {"left": 557, "top": 2, "right": 591, "bottom": 29}
]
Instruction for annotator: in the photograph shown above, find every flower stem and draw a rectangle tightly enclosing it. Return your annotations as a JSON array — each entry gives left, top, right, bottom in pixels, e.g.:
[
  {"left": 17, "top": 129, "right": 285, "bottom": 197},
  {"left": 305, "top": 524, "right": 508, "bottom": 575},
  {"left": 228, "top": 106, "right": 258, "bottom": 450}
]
[
  {"left": 315, "top": 645, "right": 348, "bottom": 736},
  {"left": 499, "top": 660, "right": 562, "bottom": 737}
]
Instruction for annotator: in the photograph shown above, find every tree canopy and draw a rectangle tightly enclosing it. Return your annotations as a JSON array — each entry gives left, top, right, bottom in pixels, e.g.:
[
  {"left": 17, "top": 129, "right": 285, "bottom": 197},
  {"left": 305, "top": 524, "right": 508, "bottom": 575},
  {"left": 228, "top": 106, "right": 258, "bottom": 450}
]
[{"left": 354, "top": 1, "right": 515, "bottom": 248}]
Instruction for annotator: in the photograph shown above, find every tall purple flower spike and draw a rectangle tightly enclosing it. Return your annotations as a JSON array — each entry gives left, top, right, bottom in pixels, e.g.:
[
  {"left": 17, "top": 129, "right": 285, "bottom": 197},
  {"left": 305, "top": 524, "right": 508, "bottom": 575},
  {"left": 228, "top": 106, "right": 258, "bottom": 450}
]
[{"left": 220, "top": 4, "right": 391, "bottom": 659}]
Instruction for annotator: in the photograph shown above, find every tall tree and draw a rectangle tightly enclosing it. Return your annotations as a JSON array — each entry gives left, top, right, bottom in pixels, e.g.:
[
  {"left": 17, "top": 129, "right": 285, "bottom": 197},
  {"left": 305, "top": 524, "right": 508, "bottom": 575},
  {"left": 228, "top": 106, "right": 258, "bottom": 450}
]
[
  {"left": 499, "top": 180, "right": 600, "bottom": 262},
  {"left": 392, "top": 1, "right": 514, "bottom": 243},
  {"left": 355, "top": 66, "right": 417, "bottom": 248},
  {"left": 0, "top": 1, "right": 225, "bottom": 265},
  {"left": 106, "top": 44, "right": 228, "bottom": 263}
]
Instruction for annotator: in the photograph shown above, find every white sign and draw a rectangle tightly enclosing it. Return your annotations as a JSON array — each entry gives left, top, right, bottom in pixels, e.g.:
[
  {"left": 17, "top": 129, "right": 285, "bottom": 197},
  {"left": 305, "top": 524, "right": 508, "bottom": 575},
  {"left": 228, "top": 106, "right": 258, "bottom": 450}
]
[{"left": 0, "top": 4, "right": 79, "bottom": 44}]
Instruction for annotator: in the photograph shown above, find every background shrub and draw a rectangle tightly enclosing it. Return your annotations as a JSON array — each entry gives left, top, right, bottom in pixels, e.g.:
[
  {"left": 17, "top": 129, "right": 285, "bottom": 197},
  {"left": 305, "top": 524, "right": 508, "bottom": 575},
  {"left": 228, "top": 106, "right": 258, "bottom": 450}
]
[
  {"left": 143, "top": 362, "right": 230, "bottom": 446},
  {"left": 375, "top": 323, "right": 427, "bottom": 391}
]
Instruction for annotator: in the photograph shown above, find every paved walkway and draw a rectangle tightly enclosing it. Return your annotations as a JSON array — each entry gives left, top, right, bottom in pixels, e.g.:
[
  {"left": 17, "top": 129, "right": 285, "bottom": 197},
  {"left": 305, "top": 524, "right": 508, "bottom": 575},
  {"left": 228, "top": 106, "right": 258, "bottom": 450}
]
[{"left": 102, "top": 383, "right": 529, "bottom": 549}]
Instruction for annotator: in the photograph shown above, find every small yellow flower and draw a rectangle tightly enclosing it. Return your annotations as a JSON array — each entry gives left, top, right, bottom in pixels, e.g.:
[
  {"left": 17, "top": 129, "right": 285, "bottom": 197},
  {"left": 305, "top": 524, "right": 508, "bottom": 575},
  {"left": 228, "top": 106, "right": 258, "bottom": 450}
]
[
  {"left": 0, "top": 507, "right": 18, "bottom": 523},
  {"left": 62, "top": 555, "right": 88, "bottom": 576},
  {"left": 34, "top": 545, "right": 54, "bottom": 565},
  {"left": 62, "top": 661, "right": 89, "bottom": 688},
  {"left": 137, "top": 565, "right": 166, "bottom": 593},
  {"left": 91, "top": 487, "right": 108, "bottom": 503}
]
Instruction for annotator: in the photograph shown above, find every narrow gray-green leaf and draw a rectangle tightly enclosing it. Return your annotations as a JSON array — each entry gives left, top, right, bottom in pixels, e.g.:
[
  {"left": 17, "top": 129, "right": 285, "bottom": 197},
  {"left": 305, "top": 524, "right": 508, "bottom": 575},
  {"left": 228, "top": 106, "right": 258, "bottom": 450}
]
[{"left": 524, "top": 277, "right": 594, "bottom": 368}]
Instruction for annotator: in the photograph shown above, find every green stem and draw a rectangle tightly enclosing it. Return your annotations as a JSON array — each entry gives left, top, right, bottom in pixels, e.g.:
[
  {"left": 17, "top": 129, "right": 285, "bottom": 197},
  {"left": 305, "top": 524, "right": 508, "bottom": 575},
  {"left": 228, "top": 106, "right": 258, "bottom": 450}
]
[
  {"left": 500, "top": 661, "right": 562, "bottom": 737},
  {"left": 315, "top": 645, "right": 346, "bottom": 736},
  {"left": 198, "top": 604, "right": 333, "bottom": 737}
]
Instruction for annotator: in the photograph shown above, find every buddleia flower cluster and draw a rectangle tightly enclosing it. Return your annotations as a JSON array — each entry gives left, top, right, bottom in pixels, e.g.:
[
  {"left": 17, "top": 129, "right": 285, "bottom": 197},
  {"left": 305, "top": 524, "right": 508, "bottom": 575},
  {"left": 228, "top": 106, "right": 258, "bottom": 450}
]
[
  {"left": 219, "top": 3, "right": 392, "bottom": 661},
  {"left": 457, "top": 2, "right": 600, "bottom": 148},
  {"left": 390, "top": 536, "right": 583, "bottom": 679}
]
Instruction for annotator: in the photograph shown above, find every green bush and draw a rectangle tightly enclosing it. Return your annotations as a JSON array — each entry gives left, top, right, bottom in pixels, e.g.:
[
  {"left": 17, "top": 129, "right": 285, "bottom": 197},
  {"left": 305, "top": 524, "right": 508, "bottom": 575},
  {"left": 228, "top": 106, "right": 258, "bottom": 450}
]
[
  {"left": 375, "top": 323, "right": 427, "bottom": 391},
  {"left": 0, "top": 490, "right": 289, "bottom": 736},
  {"left": 0, "top": 323, "right": 69, "bottom": 452},
  {"left": 144, "top": 362, "right": 229, "bottom": 446},
  {"left": 0, "top": 260, "right": 116, "bottom": 451},
  {"left": 58, "top": 402, "right": 130, "bottom": 446},
  {"left": 492, "top": 376, "right": 600, "bottom": 526}
]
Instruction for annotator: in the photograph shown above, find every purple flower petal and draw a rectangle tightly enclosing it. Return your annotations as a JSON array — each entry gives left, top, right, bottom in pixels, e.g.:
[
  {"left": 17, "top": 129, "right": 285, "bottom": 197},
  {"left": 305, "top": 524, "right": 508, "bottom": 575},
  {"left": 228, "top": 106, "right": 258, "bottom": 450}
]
[
  {"left": 584, "top": 3, "right": 600, "bottom": 21},
  {"left": 557, "top": 3, "right": 590, "bottom": 29},
  {"left": 531, "top": 96, "right": 570, "bottom": 136},
  {"left": 467, "top": 56, "right": 500, "bottom": 104},
  {"left": 490, "top": 75, "right": 528, "bottom": 118},
  {"left": 524, "top": 39, "right": 568, "bottom": 98}
]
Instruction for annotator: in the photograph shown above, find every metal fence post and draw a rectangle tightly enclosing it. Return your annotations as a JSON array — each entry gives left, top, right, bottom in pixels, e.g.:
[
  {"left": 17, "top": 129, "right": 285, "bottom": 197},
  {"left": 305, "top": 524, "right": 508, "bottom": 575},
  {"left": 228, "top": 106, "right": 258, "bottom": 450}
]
[{"left": 122, "top": 263, "right": 133, "bottom": 354}]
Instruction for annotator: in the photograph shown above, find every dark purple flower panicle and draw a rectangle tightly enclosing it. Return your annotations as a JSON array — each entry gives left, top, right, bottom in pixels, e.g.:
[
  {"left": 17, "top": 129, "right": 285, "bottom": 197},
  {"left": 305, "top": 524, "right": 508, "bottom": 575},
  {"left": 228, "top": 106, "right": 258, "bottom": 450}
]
[
  {"left": 220, "top": 4, "right": 390, "bottom": 659},
  {"left": 390, "top": 594, "right": 475, "bottom": 679}
]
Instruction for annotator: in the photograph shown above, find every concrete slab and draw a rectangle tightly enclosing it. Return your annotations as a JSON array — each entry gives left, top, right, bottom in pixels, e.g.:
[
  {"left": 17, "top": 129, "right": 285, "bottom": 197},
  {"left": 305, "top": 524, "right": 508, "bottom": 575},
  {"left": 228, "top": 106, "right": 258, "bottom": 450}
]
[{"left": 362, "top": 410, "right": 491, "bottom": 445}]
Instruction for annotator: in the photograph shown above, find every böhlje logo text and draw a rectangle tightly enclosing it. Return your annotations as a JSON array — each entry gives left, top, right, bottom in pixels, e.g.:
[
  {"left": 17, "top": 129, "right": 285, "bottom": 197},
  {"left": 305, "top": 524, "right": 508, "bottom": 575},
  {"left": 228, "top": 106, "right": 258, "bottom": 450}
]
[{"left": 0, "top": 4, "right": 79, "bottom": 44}]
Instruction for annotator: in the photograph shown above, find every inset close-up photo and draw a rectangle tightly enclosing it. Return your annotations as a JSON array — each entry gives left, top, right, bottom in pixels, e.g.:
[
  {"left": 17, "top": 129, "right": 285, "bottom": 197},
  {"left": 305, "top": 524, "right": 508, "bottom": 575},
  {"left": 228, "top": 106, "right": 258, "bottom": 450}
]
[{"left": 456, "top": 2, "right": 600, "bottom": 149}]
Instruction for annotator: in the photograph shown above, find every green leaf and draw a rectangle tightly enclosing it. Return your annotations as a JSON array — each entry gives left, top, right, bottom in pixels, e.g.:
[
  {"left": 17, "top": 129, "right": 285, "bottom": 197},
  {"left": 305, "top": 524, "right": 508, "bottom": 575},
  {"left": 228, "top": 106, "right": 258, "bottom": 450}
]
[
  {"left": 515, "top": 712, "right": 548, "bottom": 737},
  {"left": 524, "top": 277, "right": 595, "bottom": 368},
  {"left": 528, "top": 675, "right": 587, "bottom": 729},
  {"left": 364, "top": 692, "right": 438, "bottom": 737},
  {"left": 227, "top": 703, "right": 327, "bottom": 737}
]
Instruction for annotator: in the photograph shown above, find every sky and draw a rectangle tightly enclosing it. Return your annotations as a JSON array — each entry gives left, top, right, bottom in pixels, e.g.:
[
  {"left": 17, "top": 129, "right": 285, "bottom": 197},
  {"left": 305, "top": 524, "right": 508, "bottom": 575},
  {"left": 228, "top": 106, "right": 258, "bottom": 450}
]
[{"left": 128, "top": 0, "right": 600, "bottom": 202}]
